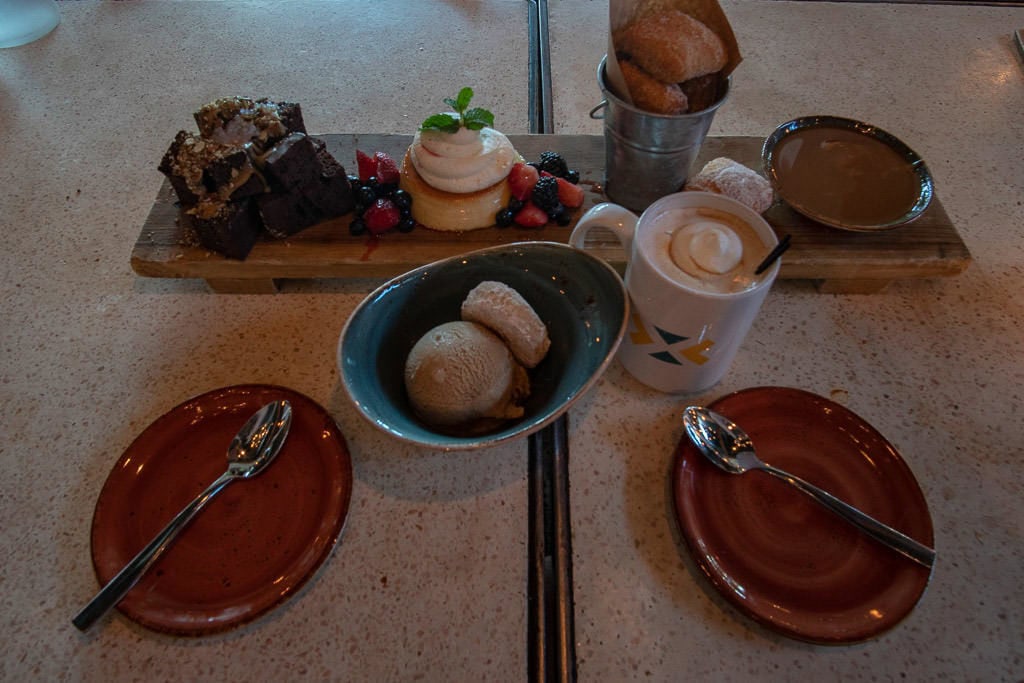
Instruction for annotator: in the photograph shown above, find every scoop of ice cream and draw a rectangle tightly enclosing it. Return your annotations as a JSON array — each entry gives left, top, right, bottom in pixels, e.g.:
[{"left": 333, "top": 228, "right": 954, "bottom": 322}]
[
  {"left": 409, "top": 125, "right": 518, "bottom": 194},
  {"left": 461, "top": 281, "right": 550, "bottom": 368},
  {"left": 405, "top": 321, "right": 529, "bottom": 427},
  {"left": 668, "top": 220, "right": 743, "bottom": 277}
]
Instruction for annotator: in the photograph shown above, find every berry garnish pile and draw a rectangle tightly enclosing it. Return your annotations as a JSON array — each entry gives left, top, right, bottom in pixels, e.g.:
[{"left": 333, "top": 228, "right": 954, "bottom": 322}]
[
  {"left": 496, "top": 151, "right": 584, "bottom": 228},
  {"left": 348, "top": 150, "right": 415, "bottom": 236}
]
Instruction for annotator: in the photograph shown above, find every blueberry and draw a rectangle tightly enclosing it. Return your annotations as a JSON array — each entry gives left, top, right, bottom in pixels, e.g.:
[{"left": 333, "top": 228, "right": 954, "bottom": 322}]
[
  {"left": 556, "top": 211, "right": 572, "bottom": 226},
  {"left": 392, "top": 189, "right": 412, "bottom": 209},
  {"left": 566, "top": 170, "right": 580, "bottom": 185},
  {"left": 397, "top": 217, "right": 416, "bottom": 233},
  {"left": 348, "top": 174, "right": 361, "bottom": 191},
  {"left": 349, "top": 217, "right": 367, "bottom": 236},
  {"left": 496, "top": 208, "right": 514, "bottom": 227},
  {"left": 357, "top": 186, "right": 377, "bottom": 205},
  {"left": 508, "top": 198, "right": 524, "bottom": 212}
]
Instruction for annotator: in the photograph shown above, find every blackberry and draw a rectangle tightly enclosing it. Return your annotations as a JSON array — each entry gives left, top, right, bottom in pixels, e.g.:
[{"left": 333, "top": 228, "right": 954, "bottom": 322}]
[
  {"left": 537, "top": 151, "right": 569, "bottom": 178},
  {"left": 495, "top": 208, "right": 514, "bottom": 227},
  {"left": 531, "top": 176, "right": 561, "bottom": 214}
]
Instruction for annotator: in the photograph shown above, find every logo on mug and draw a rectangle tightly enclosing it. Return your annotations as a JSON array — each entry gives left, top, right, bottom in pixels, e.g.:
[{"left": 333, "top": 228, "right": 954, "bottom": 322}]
[{"left": 629, "top": 313, "right": 713, "bottom": 366}]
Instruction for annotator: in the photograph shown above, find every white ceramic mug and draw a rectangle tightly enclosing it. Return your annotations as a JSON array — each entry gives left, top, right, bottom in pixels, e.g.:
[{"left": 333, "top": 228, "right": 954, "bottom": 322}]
[{"left": 569, "top": 192, "right": 780, "bottom": 393}]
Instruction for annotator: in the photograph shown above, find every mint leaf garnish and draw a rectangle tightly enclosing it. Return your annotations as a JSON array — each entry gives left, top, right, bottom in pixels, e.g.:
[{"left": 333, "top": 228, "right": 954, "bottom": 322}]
[
  {"left": 420, "top": 88, "right": 494, "bottom": 133},
  {"left": 462, "top": 107, "right": 494, "bottom": 131},
  {"left": 454, "top": 87, "right": 474, "bottom": 111},
  {"left": 420, "top": 113, "right": 461, "bottom": 133}
]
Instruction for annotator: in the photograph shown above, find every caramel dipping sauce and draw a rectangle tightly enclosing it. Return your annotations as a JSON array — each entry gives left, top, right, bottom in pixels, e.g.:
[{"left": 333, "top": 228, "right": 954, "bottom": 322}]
[{"left": 766, "top": 120, "right": 931, "bottom": 230}]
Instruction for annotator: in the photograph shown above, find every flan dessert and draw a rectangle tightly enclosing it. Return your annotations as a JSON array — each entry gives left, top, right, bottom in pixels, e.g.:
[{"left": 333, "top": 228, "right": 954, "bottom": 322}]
[{"left": 399, "top": 88, "right": 521, "bottom": 232}]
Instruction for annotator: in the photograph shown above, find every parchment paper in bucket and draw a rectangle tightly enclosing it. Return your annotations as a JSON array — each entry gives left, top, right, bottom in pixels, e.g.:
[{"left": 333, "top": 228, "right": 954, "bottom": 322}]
[{"left": 607, "top": 0, "right": 741, "bottom": 110}]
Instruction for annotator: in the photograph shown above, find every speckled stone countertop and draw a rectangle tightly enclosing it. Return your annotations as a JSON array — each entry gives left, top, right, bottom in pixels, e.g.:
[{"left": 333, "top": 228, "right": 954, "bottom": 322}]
[
  {"left": 1, "top": 0, "right": 1022, "bottom": 680},
  {"left": 553, "top": 1, "right": 1023, "bottom": 680},
  {"left": 1, "top": 2, "right": 533, "bottom": 679}
]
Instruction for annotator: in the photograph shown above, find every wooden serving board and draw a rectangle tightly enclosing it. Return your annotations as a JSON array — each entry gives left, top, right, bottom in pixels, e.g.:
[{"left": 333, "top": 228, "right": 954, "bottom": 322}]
[{"left": 131, "top": 134, "right": 970, "bottom": 294}]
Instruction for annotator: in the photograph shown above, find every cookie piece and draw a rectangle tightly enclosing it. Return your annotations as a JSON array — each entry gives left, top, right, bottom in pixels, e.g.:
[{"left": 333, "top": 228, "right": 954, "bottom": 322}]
[{"left": 461, "top": 281, "right": 551, "bottom": 369}]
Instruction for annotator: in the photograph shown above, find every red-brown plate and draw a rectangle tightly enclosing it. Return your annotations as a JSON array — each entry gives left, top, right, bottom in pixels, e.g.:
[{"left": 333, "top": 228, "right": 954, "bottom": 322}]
[
  {"left": 673, "top": 387, "right": 934, "bottom": 644},
  {"left": 89, "top": 384, "right": 352, "bottom": 635}
]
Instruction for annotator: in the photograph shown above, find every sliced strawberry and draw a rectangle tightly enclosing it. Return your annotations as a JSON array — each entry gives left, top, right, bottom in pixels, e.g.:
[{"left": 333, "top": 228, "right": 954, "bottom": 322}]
[
  {"left": 363, "top": 198, "right": 401, "bottom": 234},
  {"left": 356, "top": 150, "right": 377, "bottom": 182},
  {"left": 556, "top": 177, "right": 584, "bottom": 208},
  {"left": 508, "top": 162, "right": 540, "bottom": 201},
  {"left": 539, "top": 170, "right": 555, "bottom": 178},
  {"left": 375, "top": 151, "right": 400, "bottom": 185},
  {"left": 513, "top": 200, "right": 549, "bottom": 228}
]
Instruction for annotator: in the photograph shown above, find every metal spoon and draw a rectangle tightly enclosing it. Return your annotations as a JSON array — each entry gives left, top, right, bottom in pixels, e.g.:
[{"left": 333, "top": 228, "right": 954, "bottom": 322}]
[
  {"left": 72, "top": 399, "right": 293, "bottom": 631},
  {"left": 682, "top": 406, "right": 935, "bottom": 569}
]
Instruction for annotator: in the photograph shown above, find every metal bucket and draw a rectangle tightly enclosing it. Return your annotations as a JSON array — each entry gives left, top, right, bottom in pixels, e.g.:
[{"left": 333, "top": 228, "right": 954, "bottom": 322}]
[{"left": 590, "top": 56, "right": 729, "bottom": 212}]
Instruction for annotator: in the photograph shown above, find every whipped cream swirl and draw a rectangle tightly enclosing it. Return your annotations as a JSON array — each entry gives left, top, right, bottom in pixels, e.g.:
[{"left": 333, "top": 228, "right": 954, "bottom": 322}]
[
  {"left": 409, "top": 124, "right": 517, "bottom": 194},
  {"left": 669, "top": 220, "right": 744, "bottom": 277}
]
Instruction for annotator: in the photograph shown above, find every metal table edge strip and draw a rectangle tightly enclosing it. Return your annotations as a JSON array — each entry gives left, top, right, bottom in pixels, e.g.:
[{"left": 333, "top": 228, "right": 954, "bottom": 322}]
[{"left": 527, "top": 2, "right": 576, "bottom": 681}]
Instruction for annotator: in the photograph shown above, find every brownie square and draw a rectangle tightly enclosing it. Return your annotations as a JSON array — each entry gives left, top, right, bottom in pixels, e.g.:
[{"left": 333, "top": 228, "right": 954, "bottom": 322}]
[
  {"left": 182, "top": 197, "right": 262, "bottom": 260},
  {"left": 158, "top": 130, "right": 263, "bottom": 205},
  {"left": 257, "top": 190, "right": 322, "bottom": 239},
  {"left": 261, "top": 133, "right": 323, "bottom": 192},
  {"left": 193, "top": 97, "right": 306, "bottom": 145}
]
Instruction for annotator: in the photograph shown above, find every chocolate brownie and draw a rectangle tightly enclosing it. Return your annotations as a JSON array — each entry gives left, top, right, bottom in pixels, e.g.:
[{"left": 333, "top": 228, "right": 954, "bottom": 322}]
[
  {"left": 310, "top": 143, "right": 357, "bottom": 217},
  {"left": 182, "top": 197, "right": 262, "bottom": 260},
  {"left": 257, "top": 191, "right": 322, "bottom": 238},
  {"left": 157, "top": 98, "right": 353, "bottom": 260},
  {"left": 261, "top": 133, "right": 323, "bottom": 192},
  {"left": 258, "top": 133, "right": 355, "bottom": 237},
  {"left": 193, "top": 97, "right": 305, "bottom": 146},
  {"left": 158, "top": 130, "right": 264, "bottom": 206}
]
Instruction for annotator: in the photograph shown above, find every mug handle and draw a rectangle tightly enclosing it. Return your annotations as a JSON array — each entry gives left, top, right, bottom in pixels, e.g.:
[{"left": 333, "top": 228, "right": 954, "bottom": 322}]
[{"left": 568, "top": 203, "right": 641, "bottom": 254}]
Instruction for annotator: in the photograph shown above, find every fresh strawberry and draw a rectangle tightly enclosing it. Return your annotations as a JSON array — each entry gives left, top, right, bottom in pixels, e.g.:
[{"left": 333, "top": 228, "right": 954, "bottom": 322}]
[
  {"left": 356, "top": 150, "right": 377, "bottom": 182},
  {"left": 374, "top": 151, "right": 400, "bottom": 185},
  {"left": 513, "top": 200, "right": 549, "bottom": 228},
  {"left": 556, "top": 177, "right": 584, "bottom": 208},
  {"left": 539, "top": 170, "right": 555, "bottom": 178},
  {"left": 508, "top": 162, "right": 540, "bottom": 201},
  {"left": 363, "top": 197, "right": 400, "bottom": 234}
]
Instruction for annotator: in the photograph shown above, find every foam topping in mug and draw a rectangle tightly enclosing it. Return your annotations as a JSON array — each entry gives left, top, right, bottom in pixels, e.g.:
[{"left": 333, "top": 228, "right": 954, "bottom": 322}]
[
  {"left": 669, "top": 221, "right": 743, "bottom": 276},
  {"left": 647, "top": 207, "right": 770, "bottom": 294}
]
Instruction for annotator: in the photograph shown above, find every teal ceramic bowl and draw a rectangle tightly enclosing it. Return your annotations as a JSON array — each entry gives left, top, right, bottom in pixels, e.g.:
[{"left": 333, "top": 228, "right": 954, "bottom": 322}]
[{"left": 338, "top": 241, "right": 628, "bottom": 450}]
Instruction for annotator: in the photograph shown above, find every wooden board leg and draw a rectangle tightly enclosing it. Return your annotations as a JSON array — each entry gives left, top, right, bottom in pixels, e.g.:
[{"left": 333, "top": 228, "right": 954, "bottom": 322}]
[
  {"left": 816, "top": 278, "right": 893, "bottom": 294},
  {"left": 205, "top": 278, "right": 279, "bottom": 294}
]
